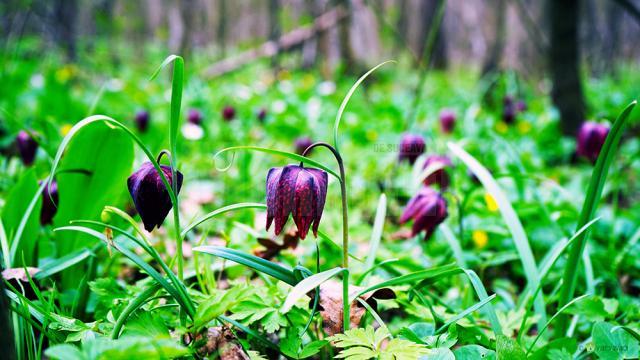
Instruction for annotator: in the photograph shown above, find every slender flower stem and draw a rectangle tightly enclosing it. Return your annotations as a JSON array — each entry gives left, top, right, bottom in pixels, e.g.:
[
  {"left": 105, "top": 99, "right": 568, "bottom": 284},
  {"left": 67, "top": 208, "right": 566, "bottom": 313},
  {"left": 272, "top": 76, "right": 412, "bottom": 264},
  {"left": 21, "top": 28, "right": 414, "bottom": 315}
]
[
  {"left": 157, "top": 151, "right": 184, "bottom": 280},
  {"left": 302, "top": 142, "right": 350, "bottom": 331}
]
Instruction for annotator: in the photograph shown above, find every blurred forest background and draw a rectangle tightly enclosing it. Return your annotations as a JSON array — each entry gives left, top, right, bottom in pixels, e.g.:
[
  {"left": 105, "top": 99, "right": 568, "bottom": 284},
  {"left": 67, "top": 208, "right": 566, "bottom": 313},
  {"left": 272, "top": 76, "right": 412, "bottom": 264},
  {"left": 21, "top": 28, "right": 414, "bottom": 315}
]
[{"left": 1, "top": 0, "right": 639, "bottom": 133}]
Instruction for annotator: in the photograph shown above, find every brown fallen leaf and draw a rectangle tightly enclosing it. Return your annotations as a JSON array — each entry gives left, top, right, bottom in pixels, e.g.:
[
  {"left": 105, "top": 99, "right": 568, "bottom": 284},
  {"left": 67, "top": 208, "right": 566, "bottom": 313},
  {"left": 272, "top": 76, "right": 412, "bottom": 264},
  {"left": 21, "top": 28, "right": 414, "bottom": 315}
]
[
  {"left": 190, "top": 326, "right": 250, "bottom": 359},
  {"left": 2, "top": 267, "right": 40, "bottom": 282},
  {"left": 253, "top": 228, "right": 300, "bottom": 260},
  {"left": 308, "top": 280, "right": 395, "bottom": 336}
]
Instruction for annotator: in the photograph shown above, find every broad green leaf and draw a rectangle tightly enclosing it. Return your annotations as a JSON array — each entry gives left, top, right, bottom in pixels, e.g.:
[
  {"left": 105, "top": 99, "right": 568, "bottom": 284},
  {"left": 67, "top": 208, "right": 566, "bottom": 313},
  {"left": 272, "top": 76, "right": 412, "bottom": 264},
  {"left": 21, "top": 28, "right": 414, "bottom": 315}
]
[
  {"left": 496, "top": 335, "right": 526, "bottom": 360},
  {"left": 3, "top": 168, "right": 42, "bottom": 266},
  {"left": 420, "top": 348, "right": 454, "bottom": 360},
  {"left": 592, "top": 321, "right": 639, "bottom": 360},
  {"left": 299, "top": 340, "right": 330, "bottom": 358},
  {"left": 453, "top": 345, "right": 496, "bottom": 360}
]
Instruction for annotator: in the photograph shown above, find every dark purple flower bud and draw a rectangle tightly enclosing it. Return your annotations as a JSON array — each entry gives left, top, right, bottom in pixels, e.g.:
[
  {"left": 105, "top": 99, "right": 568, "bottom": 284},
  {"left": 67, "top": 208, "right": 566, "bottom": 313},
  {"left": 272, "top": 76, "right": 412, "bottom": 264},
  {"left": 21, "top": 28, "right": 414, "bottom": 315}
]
[
  {"left": 39, "top": 180, "right": 59, "bottom": 225},
  {"left": 222, "top": 105, "right": 236, "bottom": 122},
  {"left": 294, "top": 137, "right": 314, "bottom": 155},
  {"left": 515, "top": 100, "right": 527, "bottom": 113},
  {"left": 16, "top": 131, "right": 38, "bottom": 166},
  {"left": 439, "top": 109, "right": 456, "bottom": 134},
  {"left": 422, "top": 155, "right": 452, "bottom": 189},
  {"left": 503, "top": 103, "right": 516, "bottom": 124},
  {"left": 576, "top": 121, "right": 609, "bottom": 163},
  {"left": 127, "top": 162, "right": 183, "bottom": 232},
  {"left": 399, "top": 187, "right": 448, "bottom": 238},
  {"left": 257, "top": 108, "right": 267, "bottom": 122},
  {"left": 266, "top": 164, "right": 328, "bottom": 240},
  {"left": 135, "top": 110, "right": 150, "bottom": 132},
  {"left": 187, "top": 109, "right": 203, "bottom": 125},
  {"left": 398, "top": 133, "right": 426, "bottom": 165}
]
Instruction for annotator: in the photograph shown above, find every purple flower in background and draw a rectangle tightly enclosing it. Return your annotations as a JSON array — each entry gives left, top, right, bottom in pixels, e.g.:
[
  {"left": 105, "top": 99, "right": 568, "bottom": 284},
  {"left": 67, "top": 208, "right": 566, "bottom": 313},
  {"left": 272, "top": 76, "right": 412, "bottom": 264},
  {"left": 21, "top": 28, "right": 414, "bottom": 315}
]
[
  {"left": 222, "top": 105, "right": 236, "bottom": 122},
  {"left": 257, "top": 108, "right": 267, "bottom": 122},
  {"left": 294, "top": 137, "right": 314, "bottom": 155},
  {"left": 266, "top": 164, "right": 328, "bottom": 240},
  {"left": 398, "top": 133, "right": 426, "bottom": 165},
  {"left": 400, "top": 187, "right": 448, "bottom": 238},
  {"left": 127, "top": 162, "right": 183, "bottom": 231},
  {"left": 576, "top": 121, "right": 610, "bottom": 163},
  {"left": 515, "top": 100, "right": 527, "bottom": 113},
  {"left": 503, "top": 96, "right": 516, "bottom": 124},
  {"left": 422, "top": 155, "right": 452, "bottom": 189},
  {"left": 187, "top": 109, "right": 203, "bottom": 126},
  {"left": 16, "top": 131, "right": 38, "bottom": 166},
  {"left": 439, "top": 109, "right": 456, "bottom": 133},
  {"left": 135, "top": 110, "right": 150, "bottom": 132},
  {"left": 39, "top": 180, "right": 58, "bottom": 225}
]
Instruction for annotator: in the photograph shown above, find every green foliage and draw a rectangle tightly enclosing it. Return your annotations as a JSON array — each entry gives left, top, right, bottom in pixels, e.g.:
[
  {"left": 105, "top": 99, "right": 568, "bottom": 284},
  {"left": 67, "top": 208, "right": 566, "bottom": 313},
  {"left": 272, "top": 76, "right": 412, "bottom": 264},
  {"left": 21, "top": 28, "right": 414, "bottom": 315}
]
[
  {"left": 330, "top": 326, "right": 428, "bottom": 360},
  {"left": 45, "top": 336, "right": 190, "bottom": 360}
]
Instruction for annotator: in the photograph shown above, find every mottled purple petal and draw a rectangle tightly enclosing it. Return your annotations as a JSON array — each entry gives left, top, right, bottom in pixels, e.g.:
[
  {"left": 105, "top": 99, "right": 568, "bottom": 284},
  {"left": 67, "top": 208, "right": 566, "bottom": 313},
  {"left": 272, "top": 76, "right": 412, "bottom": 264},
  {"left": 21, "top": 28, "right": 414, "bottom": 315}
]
[
  {"left": 266, "top": 167, "right": 283, "bottom": 231},
  {"left": 306, "top": 168, "right": 328, "bottom": 237},
  {"left": 274, "top": 165, "right": 302, "bottom": 235},
  {"left": 292, "top": 170, "right": 317, "bottom": 239}
]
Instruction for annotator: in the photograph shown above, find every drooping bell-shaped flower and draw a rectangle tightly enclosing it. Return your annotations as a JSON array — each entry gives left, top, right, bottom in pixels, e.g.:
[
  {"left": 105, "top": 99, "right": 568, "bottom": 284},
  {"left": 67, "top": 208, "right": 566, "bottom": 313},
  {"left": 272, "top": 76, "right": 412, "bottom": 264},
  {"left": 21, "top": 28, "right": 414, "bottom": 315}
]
[
  {"left": 16, "top": 131, "right": 38, "bottom": 166},
  {"left": 439, "top": 109, "right": 456, "bottom": 134},
  {"left": 400, "top": 187, "right": 448, "bottom": 238},
  {"left": 187, "top": 109, "right": 203, "bottom": 125},
  {"left": 127, "top": 162, "right": 183, "bottom": 232},
  {"left": 503, "top": 96, "right": 516, "bottom": 124},
  {"left": 294, "top": 137, "right": 314, "bottom": 155},
  {"left": 222, "top": 105, "right": 236, "bottom": 122},
  {"left": 422, "top": 155, "right": 452, "bottom": 189},
  {"left": 576, "top": 121, "right": 609, "bottom": 163},
  {"left": 266, "top": 164, "right": 328, "bottom": 240},
  {"left": 257, "top": 108, "right": 267, "bottom": 122},
  {"left": 135, "top": 110, "right": 150, "bottom": 132},
  {"left": 39, "top": 180, "right": 58, "bottom": 225},
  {"left": 398, "top": 133, "right": 425, "bottom": 165}
]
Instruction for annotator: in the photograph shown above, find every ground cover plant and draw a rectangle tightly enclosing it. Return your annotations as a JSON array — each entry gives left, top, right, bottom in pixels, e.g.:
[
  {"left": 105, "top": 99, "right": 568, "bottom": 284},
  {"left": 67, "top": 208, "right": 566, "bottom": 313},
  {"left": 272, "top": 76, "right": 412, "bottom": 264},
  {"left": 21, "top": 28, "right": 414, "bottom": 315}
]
[{"left": 2, "top": 6, "right": 640, "bottom": 358}]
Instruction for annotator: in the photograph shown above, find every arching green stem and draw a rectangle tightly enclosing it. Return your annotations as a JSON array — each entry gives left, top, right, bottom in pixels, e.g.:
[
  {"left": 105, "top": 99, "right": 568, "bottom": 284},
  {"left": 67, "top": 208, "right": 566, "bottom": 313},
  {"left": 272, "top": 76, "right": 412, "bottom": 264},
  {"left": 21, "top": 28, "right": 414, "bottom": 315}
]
[{"left": 302, "top": 141, "right": 350, "bottom": 331}]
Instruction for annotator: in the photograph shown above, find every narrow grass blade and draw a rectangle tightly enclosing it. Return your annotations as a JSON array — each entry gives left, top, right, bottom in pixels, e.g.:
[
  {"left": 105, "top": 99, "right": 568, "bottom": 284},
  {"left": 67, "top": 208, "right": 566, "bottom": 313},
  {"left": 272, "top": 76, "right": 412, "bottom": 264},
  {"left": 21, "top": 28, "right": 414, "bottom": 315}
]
[
  {"left": 34, "top": 248, "right": 94, "bottom": 280},
  {"left": 9, "top": 179, "right": 47, "bottom": 263},
  {"left": 111, "top": 283, "right": 163, "bottom": 339},
  {"left": 364, "top": 194, "right": 387, "bottom": 271},
  {"left": 333, "top": 61, "right": 395, "bottom": 151},
  {"left": 355, "top": 264, "right": 461, "bottom": 297},
  {"left": 611, "top": 326, "right": 640, "bottom": 342},
  {"left": 447, "top": 141, "right": 546, "bottom": 327},
  {"left": 281, "top": 267, "right": 345, "bottom": 313},
  {"left": 463, "top": 269, "right": 502, "bottom": 336},
  {"left": 557, "top": 101, "right": 636, "bottom": 334},
  {"left": 193, "top": 245, "right": 298, "bottom": 285},
  {"left": 181, "top": 203, "right": 266, "bottom": 238},
  {"left": 213, "top": 146, "right": 340, "bottom": 180},
  {"left": 0, "top": 219, "right": 10, "bottom": 267},
  {"left": 440, "top": 224, "right": 467, "bottom": 268},
  {"left": 436, "top": 293, "right": 497, "bottom": 334},
  {"left": 220, "top": 315, "right": 280, "bottom": 351},
  {"left": 317, "top": 230, "right": 363, "bottom": 262}
]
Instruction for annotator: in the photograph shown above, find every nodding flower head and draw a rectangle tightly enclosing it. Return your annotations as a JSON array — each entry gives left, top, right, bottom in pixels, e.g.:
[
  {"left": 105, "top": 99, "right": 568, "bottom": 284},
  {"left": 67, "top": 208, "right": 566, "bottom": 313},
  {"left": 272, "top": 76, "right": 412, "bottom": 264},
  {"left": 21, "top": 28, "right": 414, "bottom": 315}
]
[
  {"left": 16, "top": 131, "right": 38, "bottom": 166},
  {"left": 400, "top": 187, "right": 448, "bottom": 238},
  {"left": 222, "top": 105, "right": 236, "bottom": 121},
  {"left": 127, "top": 162, "right": 183, "bottom": 232},
  {"left": 39, "top": 180, "right": 58, "bottom": 225},
  {"left": 503, "top": 96, "right": 516, "bottom": 124},
  {"left": 515, "top": 100, "right": 527, "bottom": 113},
  {"left": 266, "top": 164, "right": 328, "bottom": 240},
  {"left": 422, "top": 155, "right": 452, "bottom": 189},
  {"left": 576, "top": 121, "right": 609, "bottom": 163},
  {"left": 439, "top": 109, "right": 456, "bottom": 133},
  {"left": 257, "top": 108, "right": 267, "bottom": 122},
  {"left": 398, "top": 133, "right": 425, "bottom": 165},
  {"left": 187, "top": 109, "right": 203, "bottom": 126},
  {"left": 135, "top": 110, "right": 150, "bottom": 132},
  {"left": 294, "top": 137, "right": 314, "bottom": 155}
]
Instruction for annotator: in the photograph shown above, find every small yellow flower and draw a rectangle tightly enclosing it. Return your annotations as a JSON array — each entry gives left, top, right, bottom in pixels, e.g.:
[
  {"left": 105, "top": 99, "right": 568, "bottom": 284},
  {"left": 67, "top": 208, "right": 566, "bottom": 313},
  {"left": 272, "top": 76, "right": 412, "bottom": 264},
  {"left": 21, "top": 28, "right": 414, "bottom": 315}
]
[
  {"left": 518, "top": 121, "right": 532, "bottom": 134},
  {"left": 472, "top": 230, "right": 489, "bottom": 249},
  {"left": 484, "top": 193, "right": 499, "bottom": 212},
  {"left": 277, "top": 69, "right": 291, "bottom": 81},
  {"left": 495, "top": 121, "right": 508, "bottom": 134},
  {"left": 366, "top": 129, "right": 378, "bottom": 142},
  {"left": 301, "top": 73, "right": 315, "bottom": 89},
  {"left": 55, "top": 64, "right": 77, "bottom": 83},
  {"left": 61, "top": 124, "right": 73, "bottom": 136}
]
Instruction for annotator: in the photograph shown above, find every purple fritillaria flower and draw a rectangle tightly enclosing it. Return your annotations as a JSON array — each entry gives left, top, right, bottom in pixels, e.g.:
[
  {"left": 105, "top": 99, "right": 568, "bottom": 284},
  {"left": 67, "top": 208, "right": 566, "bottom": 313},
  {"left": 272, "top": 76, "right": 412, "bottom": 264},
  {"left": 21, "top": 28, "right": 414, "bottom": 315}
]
[
  {"left": 16, "top": 131, "right": 38, "bottom": 166},
  {"left": 39, "top": 180, "right": 58, "bottom": 225},
  {"left": 127, "top": 162, "right": 183, "bottom": 232},
  {"left": 135, "top": 110, "right": 150, "bottom": 132},
  {"left": 187, "top": 109, "right": 203, "bottom": 126},
  {"left": 294, "top": 137, "right": 314, "bottom": 155},
  {"left": 399, "top": 187, "right": 448, "bottom": 238},
  {"left": 257, "top": 108, "right": 267, "bottom": 122},
  {"left": 422, "top": 155, "right": 452, "bottom": 189},
  {"left": 266, "top": 164, "right": 328, "bottom": 240},
  {"left": 576, "top": 121, "right": 609, "bottom": 163},
  {"left": 439, "top": 109, "right": 456, "bottom": 134},
  {"left": 222, "top": 105, "right": 236, "bottom": 122},
  {"left": 398, "top": 133, "right": 426, "bottom": 165}
]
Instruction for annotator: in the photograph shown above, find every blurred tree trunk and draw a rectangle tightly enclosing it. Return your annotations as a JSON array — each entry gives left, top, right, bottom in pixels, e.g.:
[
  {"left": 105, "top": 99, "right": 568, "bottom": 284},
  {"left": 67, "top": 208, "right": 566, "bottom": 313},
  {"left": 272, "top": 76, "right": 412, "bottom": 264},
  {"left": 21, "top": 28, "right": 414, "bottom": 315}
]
[
  {"left": 394, "top": 0, "right": 408, "bottom": 56},
  {"left": 269, "top": 0, "right": 281, "bottom": 70},
  {"left": 417, "top": 0, "right": 447, "bottom": 69},
  {"left": 53, "top": 0, "right": 78, "bottom": 61},
  {"left": 302, "top": 0, "right": 320, "bottom": 68},
  {"left": 180, "top": 0, "right": 196, "bottom": 57},
  {"left": 548, "top": 0, "right": 585, "bottom": 135},
  {"left": 338, "top": 0, "right": 356, "bottom": 71},
  {"left": 217, "top": 0, "right": 227, "bottom": 57},
  {"left": 481, "top": 0, "right": 506, "bottom": 75}
]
